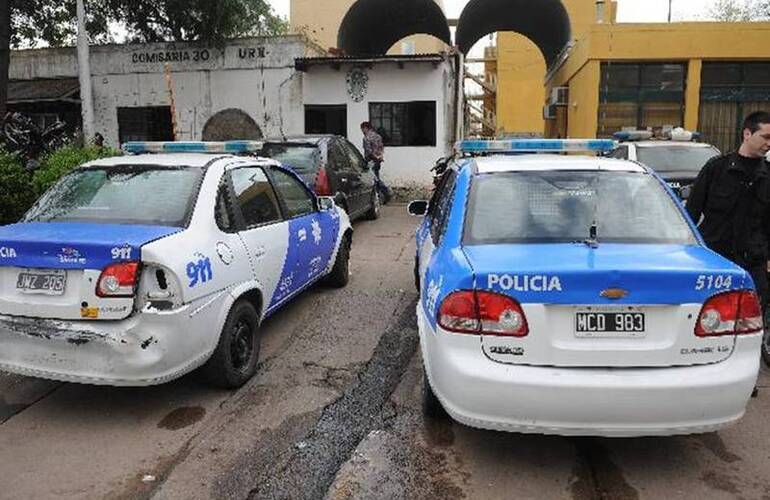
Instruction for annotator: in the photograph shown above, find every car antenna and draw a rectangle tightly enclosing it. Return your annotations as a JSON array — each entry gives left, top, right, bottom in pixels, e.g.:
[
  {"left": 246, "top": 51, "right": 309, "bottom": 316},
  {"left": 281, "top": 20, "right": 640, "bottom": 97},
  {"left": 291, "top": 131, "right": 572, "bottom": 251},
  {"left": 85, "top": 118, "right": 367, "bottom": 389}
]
[{"left": 584, "top": 178, "right": 599, "bottom": 249}]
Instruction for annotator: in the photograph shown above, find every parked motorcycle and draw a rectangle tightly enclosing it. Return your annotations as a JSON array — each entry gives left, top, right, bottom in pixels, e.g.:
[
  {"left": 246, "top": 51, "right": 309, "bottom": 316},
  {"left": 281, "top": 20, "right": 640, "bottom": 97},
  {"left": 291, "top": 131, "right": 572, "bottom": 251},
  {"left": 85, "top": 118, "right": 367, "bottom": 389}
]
[{"left": 1, "top": 112, "right": 71, "bottom": 170}]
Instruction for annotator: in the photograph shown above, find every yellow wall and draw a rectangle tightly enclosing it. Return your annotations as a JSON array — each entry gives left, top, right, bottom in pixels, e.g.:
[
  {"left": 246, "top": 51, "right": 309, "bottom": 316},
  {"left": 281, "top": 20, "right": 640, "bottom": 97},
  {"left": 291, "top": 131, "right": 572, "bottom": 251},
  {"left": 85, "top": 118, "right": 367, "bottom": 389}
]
[
  {"left": 545, "top": 21, "right": 770, "bottom": 138},
  {"left": 494, "top": 0, "right": 608, "bottom": 136},
  {"left": 290, "top": 0, "right": 448, "bottom": 54},
  {"left": 496, "top": 32, "right": 546, "bottom": 135}
]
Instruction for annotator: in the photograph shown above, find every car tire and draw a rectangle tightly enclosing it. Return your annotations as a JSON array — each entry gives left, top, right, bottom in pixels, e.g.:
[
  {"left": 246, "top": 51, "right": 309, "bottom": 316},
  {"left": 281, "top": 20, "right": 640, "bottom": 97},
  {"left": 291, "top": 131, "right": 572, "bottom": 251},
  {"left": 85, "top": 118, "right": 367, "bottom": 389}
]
[
  {"left": 422, "top": 367, "right": 448, "bottom": 419},
  {"left": 762, "top": 330, "right": 770, "bottom": 368},
  {"left": 202, "top": 300, "right": 260, "bottom": 389},
  {"left": 324, "top": 235, "right": 351, "bottom": 288},
  {"left": 365, "top": 189, "right": 381, "bottom": 220}
]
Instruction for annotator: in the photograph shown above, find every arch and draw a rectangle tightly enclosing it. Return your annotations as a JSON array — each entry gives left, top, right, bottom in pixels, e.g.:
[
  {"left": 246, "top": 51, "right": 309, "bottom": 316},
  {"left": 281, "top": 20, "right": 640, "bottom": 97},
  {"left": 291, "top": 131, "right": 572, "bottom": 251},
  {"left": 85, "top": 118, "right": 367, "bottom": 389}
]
[
  {"left": 455, "top": 0, "right": 571, "bottom": 67},
  {"left": 338, "top": 0, "right": 451, "bottom": 56},
  {"left": 202, "top": 109, "right": 263, "bottom": 141}
]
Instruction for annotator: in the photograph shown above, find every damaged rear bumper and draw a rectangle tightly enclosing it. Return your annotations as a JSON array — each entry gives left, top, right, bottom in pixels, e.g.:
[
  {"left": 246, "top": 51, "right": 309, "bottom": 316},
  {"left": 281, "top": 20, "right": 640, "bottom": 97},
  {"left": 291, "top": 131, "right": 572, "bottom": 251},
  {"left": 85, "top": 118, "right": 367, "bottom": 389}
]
[{"left": 0, "top": 292, "right": 229, "bottom": 386}]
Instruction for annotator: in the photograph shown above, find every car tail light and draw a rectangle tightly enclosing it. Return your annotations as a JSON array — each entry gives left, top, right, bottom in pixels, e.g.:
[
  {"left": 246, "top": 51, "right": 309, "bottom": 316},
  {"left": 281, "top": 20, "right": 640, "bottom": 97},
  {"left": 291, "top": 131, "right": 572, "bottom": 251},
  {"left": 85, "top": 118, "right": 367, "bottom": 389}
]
[
  {"left": 438, "top": 290, "right": 529, "bottom": 337},
  {"left": 315, "top": 167, "right": 332, "bottom": 196},
  {"left": 96, "top": 262, "right": 141, "bottom": 298},
  {"left": 695, "top": 290, "right": 763, "bottom": 337}
]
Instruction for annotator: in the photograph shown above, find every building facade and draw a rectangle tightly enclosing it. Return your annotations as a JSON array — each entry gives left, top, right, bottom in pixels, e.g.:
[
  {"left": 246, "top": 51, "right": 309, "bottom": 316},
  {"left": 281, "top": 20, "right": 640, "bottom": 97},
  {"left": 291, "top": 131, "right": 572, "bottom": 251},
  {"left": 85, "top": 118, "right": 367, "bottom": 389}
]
[
  {"left": 492, "top": 0, "right": 770, "bottom": 152},
  {"left": 297, "top": 54, "right": 460, "bottom": 187},
  {"left": 9, "top": 36, "right": 321, "bottom": 147},
  {"left": 9, "top": 35, "right": 457, "bottom": 188}
]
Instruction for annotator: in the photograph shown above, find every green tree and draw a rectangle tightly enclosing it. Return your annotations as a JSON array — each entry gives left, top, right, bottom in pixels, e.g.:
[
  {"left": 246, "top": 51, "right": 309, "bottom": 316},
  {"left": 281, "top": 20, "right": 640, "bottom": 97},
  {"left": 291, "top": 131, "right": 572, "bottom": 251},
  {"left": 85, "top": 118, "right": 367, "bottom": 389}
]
[
  {"left": 107, "top": 0, "right": 288, "bottom": 44},
  {"left": 708, "top": 0, "right": 770, "bottom": 21}
]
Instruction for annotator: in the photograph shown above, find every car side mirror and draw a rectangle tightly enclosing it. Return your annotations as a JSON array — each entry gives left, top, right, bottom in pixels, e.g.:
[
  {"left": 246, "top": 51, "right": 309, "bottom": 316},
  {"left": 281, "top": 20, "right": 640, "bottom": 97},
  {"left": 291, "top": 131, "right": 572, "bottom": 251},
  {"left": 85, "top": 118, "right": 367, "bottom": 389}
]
[
  {"left": 408, "top": 200, "right": 428, "bottom": 217},
  {"left": 318, "top": 196, "right": 335, "bottom": 211}
]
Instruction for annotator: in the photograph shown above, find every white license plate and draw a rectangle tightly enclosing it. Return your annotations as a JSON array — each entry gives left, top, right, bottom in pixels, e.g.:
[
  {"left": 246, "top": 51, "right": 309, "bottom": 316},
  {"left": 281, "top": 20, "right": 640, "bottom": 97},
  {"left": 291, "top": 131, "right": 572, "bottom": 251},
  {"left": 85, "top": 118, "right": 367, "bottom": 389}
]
[
  {"left": 574, "top": 306, "right": 646, "bottom": 338},
  {"left": 16, "top": 269, "right": 67, "bottom": 295}
]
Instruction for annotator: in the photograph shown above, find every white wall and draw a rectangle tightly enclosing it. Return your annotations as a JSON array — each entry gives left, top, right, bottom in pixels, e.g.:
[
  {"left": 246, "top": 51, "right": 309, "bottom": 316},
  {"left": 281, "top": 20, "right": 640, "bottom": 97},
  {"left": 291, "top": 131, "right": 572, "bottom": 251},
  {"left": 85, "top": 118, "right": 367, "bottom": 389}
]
[
  {"left": 10, "top": 37, "right": 313, "bottom": 145},
  {"left": 301, "top": 58, "right": 456, "bottom": 188}
]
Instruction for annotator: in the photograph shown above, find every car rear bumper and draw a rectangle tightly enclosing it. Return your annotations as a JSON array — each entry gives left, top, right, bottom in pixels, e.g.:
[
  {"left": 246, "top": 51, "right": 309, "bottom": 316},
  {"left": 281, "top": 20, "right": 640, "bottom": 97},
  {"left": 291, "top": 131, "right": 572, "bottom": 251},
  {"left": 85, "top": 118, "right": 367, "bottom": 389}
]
[
  {"left": 0, "top": 291, "right": 230, "bottom": 386},
  {"left": 418, "top": 305, "right": 761, "bottom": 437}
]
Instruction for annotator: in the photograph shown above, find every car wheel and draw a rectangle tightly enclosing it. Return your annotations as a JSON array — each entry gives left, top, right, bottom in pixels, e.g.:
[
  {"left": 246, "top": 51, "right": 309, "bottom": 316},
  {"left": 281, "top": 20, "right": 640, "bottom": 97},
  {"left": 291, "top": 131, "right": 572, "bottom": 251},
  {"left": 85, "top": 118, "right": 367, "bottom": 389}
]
[
  {"left": 202, "top": 300, "right": 260, "bottom": 389},
  {"left": 762, "top": 330, "right": 770, "bottom": 368},
  {"left": 422, "top": 367, "right": 448, "bottom": 419},
  {"left": 365, "top": 189, "right": 381, "bottom": 220},
  {"left": 324, "top": 235, "right": 351, "bottom": 288}
]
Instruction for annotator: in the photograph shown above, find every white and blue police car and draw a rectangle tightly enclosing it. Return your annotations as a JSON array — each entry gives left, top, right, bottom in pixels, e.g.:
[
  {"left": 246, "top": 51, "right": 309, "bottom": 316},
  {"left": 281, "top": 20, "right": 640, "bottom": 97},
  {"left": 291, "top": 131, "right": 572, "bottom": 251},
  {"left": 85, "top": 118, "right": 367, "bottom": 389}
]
[
  {"left": 410, "top": 139, "right": 764, "bottom": 437},
  {"left": 0, "top": 141, "right": 352, "bottom": 388}
]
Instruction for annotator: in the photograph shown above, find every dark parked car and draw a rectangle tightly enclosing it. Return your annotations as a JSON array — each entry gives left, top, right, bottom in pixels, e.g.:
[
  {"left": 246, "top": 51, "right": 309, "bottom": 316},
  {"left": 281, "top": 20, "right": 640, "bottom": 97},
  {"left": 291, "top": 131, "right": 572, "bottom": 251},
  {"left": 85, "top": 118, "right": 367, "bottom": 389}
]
[
  {"left": 258, "top": 135, "right": 380, "bottom": 221},
  {"left": 608, "top": 131, "right": 720, "bottom": 200}
]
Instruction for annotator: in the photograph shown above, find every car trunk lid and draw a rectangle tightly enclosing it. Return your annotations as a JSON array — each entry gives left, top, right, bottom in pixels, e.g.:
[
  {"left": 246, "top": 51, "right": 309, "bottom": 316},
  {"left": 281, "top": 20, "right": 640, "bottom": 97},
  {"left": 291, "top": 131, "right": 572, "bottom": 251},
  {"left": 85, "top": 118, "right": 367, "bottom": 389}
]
[
  {"left": 463, "top": 243, "right": 749, "bottom": 367},
  {"left": 0, "top": 222, "right": 180, "bottom": 320}
]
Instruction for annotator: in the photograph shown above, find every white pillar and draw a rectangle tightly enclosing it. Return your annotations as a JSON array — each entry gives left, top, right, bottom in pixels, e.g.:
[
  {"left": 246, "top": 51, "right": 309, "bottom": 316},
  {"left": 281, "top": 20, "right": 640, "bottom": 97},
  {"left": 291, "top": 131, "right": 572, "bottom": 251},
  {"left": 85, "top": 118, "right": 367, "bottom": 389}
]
[{"left": 76, "top": 0, "right": 95, "bottom": 142}]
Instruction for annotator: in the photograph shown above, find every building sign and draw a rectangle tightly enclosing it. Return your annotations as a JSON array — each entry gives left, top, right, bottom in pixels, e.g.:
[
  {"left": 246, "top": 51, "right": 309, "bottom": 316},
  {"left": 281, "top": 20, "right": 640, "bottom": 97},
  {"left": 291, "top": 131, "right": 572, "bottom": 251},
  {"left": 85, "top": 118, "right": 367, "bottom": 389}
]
[
  {"left": 130, "top": 46, "right": 268, "bottom": 65},
  {"left": 132, "top": 49, "right": 212, "bottom": 64}
]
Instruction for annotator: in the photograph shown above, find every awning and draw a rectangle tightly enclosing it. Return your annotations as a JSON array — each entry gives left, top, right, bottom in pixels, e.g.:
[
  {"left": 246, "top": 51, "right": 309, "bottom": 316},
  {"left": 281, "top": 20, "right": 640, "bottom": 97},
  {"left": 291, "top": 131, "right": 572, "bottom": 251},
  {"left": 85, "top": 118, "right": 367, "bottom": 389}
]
[
  {"left": 6, "top": 78, "right": 80, "bottom": 104},
  {"left": 295, "top": 54, "right": 446, "bottom": 72}
]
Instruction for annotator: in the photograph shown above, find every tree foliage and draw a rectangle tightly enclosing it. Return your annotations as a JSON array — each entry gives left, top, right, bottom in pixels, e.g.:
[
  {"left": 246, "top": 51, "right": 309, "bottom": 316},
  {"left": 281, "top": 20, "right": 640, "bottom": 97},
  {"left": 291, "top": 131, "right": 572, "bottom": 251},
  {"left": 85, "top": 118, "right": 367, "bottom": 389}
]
[
  {"left": 108, "top": 0, "right": 288, "bottom": 45},
  {"left": 8, "top": 0, "right": 287, "bottom": 49},
  {"left": 708, "top": 0, "right": 770, "bottom": 21}
]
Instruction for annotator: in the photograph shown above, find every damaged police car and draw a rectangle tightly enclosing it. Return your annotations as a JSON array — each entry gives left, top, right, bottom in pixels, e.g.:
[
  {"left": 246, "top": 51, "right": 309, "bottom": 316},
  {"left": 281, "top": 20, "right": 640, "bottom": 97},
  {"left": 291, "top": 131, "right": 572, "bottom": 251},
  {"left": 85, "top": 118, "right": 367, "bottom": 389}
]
[
  {"left": 411, "top": 139, "right": 764, "bottom": 437},
  {"left": 0, "top": 141, "right": 352, "bottom": 388}
]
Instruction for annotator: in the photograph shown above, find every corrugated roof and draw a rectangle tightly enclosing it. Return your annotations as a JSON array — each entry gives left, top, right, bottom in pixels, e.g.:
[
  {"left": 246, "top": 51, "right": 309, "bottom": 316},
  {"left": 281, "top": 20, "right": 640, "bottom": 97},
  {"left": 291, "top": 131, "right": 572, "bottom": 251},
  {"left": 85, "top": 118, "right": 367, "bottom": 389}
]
[
  {"left": 7, "top": 78, "right": 80, "bottom": 103},
  {"left": 295, "top": 53, "right": 446, "bottom": 71}
]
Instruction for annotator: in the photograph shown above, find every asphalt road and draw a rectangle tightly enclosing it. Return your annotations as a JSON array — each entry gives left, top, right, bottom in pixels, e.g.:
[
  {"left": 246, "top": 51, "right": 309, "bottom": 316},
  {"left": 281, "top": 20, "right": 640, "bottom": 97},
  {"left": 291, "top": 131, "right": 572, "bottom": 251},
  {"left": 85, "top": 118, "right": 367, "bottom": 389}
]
[{"left": 1, "top": 205, "right": 769, "bottom": 500}]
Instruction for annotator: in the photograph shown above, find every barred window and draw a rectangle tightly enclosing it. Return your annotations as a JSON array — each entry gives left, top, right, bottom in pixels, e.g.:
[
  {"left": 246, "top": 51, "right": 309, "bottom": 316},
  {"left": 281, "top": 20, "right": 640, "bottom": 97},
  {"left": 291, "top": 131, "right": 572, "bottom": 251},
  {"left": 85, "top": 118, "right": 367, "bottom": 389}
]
[
  {"left": 369, "top": 101, "right": 436, "bottom": 147},
  {"left": 598, "top": 63, "right": 687, "bottom": 138}
]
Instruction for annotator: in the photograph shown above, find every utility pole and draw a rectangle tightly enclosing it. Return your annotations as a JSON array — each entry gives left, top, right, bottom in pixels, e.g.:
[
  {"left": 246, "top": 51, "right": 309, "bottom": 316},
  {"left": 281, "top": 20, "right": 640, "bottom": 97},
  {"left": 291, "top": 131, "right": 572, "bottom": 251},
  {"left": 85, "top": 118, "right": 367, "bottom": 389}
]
[
  {"left": 668, "top": 0, "right": 673, "bottom": 22},
  {"left": 76, "top": 0, "right": 95, "bottom": 143}
]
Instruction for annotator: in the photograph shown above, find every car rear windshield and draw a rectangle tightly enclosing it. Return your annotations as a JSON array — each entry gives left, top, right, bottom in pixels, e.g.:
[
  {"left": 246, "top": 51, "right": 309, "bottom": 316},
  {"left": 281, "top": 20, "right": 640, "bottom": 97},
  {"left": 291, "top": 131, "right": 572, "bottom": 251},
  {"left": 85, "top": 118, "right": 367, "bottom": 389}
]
[
  {"left": 259, "top": 143, "right": 319, "bottom": 177},
  {"left": 464, "top": 171, "right": 698, "bottom": 245},
  {"left": 23, "top": 166, "right": 203, "bottom": 227},
  {"left": 636, "top": 145, "right": 719, "bottom": 174}
]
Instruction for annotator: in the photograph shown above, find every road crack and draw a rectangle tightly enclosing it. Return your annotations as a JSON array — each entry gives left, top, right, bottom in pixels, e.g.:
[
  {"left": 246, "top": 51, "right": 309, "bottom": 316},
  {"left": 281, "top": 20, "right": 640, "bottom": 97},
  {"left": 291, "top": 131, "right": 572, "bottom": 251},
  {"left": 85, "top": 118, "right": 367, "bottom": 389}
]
[{"left": 246, "top": 295, "right": 419, "bottom": 500}]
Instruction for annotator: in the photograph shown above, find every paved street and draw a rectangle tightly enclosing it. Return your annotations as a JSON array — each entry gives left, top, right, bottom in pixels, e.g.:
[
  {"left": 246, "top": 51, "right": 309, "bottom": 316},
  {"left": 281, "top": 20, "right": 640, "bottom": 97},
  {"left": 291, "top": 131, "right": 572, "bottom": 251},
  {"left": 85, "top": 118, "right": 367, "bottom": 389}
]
[{"left": 1, "top": 205, "right": 769, "bottom": 500}]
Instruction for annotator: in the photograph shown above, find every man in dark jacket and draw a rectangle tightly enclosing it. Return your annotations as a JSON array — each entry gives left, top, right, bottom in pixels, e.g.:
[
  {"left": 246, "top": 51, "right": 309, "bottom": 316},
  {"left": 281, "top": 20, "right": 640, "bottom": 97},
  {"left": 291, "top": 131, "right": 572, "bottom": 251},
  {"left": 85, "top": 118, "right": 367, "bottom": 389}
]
[{"left": 687, "top": 111, "right": 770, "bottom": 309}]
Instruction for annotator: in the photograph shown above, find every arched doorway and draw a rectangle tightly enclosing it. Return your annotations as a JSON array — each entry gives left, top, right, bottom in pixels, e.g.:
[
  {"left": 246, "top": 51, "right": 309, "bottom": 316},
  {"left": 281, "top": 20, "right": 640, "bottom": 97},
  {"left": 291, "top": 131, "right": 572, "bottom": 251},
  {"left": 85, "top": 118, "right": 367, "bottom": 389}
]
[
  {"left": 455, "top": 0, "right": 572, "bottom": 67},
  {"left": 338, "top": 0, "right": 451, "bottom": 55},
  {"left": 202, "top": 109, "right": 263, "bottom": 141}
]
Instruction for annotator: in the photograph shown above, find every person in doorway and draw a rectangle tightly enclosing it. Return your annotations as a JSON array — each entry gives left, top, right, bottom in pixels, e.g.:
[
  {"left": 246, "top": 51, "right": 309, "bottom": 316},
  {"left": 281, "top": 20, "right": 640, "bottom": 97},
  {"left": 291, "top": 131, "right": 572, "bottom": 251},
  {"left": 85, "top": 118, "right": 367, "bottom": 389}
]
[
  {"left": 361, "top": 121, "right": 391, "bottom": 204},
  {"left": 687, "top": 111, "right": 770, "bottom": 369}
]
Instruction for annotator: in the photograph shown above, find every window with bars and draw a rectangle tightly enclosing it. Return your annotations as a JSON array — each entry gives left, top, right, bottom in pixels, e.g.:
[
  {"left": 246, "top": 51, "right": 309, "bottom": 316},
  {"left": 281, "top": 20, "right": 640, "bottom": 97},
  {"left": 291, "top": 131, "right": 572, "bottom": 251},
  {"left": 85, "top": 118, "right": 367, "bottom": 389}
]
[
  {"left": 597, "top": 63, "right": 687, "bottom": 138},
  {"left": 368, "top": 101, "right": 436, "bottom": 147},
  {"left": 699, "top": 62, "right": 770, "bottom": 153}
]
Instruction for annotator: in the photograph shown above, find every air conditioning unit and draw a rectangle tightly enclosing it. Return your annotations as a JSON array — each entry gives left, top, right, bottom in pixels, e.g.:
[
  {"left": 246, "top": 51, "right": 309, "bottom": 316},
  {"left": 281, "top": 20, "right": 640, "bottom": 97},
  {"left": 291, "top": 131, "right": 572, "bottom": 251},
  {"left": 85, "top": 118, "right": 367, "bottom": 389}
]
[
  {"left": 543, "top": 104, "right": 558, "bottom": 120},
  {"left": 550, "top": 86, "right": 569, "bottom": 106}
]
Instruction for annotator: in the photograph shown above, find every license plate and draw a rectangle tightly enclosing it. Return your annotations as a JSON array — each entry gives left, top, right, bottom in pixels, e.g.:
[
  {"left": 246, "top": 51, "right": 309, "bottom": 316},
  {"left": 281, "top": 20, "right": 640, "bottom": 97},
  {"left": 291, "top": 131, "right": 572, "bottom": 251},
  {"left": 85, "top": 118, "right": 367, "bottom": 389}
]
[
  {"left": 575, "top": 308, "right": 645, "bottom": 338},
  {"left": 16, "top": 269, "right": 67, "bottom": 295}
]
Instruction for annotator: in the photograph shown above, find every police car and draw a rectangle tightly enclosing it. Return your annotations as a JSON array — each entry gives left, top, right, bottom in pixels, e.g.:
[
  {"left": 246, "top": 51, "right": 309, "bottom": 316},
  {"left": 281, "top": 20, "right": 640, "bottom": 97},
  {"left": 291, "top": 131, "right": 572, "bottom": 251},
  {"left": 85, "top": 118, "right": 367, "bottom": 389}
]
[
  {"left": 608, "top": 128, "right": 720, "bottom": 199},
  {"left": 0, "top": 141, "right": 353, "bottom": 388},
  {"left": 410, "top": 139, "right": 763, "bottom": 437}
]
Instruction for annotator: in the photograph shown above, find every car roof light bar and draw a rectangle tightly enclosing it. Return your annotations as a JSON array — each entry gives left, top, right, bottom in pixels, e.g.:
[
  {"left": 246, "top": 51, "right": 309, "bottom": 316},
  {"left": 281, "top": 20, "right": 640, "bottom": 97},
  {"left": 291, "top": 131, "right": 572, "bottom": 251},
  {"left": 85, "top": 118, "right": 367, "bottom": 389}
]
[
  {"left": 613, "top": 128, "right": 702, "bottom": 142},
  {"left": 122, "top": 141, "right": 265, "bottom": 154},
  {"left": 457, "top": 139, "right": 617, "bottom": 154}
]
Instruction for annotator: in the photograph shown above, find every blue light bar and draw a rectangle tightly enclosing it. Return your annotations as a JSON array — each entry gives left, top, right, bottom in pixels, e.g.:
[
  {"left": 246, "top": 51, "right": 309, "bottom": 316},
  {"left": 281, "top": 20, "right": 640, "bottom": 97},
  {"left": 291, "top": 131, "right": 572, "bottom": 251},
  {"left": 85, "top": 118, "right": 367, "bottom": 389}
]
[
  {"left": 122, "top": 141, "right": 265, "bottom": 154},
  {"left": 457, "top": 139, "right": 617, "bottom": 154}
]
